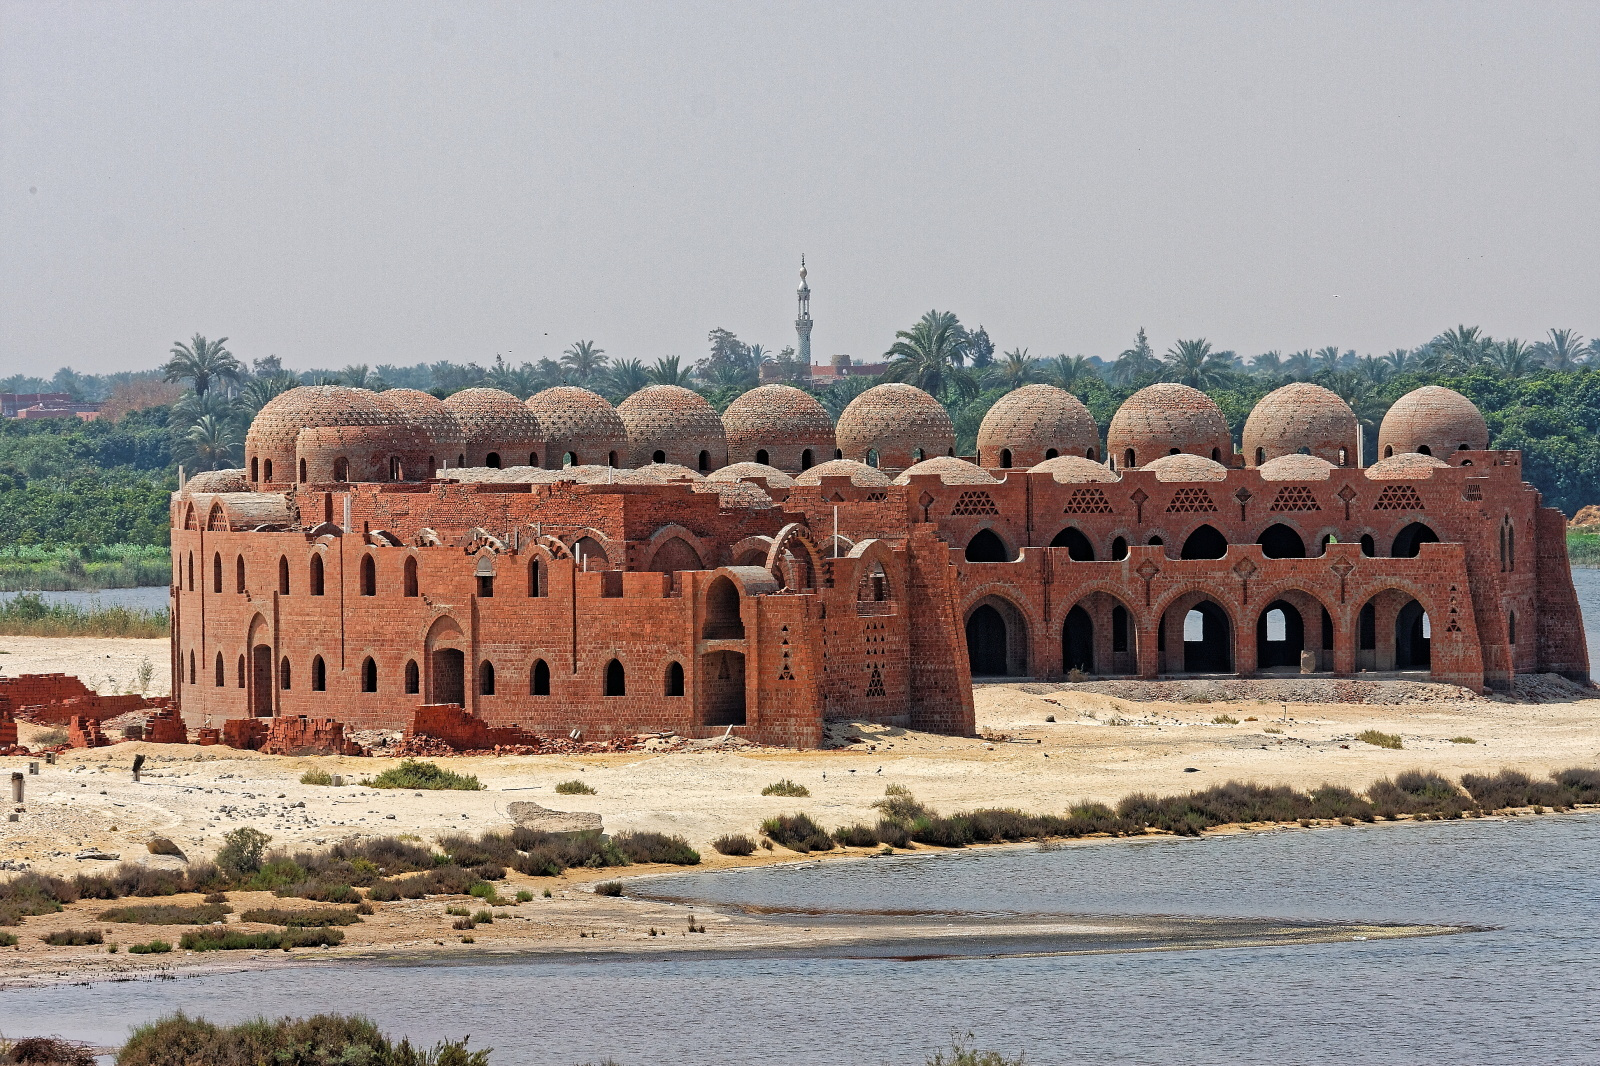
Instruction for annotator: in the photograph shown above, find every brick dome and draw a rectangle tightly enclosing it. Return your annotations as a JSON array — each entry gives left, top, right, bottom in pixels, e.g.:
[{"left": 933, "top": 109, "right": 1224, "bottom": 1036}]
[
  {"left": 1144, "top": 453, "right": 1229, "bottom": 482},
  {"left": 616, "top": 385, "right": 728, "bottom": 472},
  {"left": 442, "top": 388, "right": 545, "bottom": 469},
  {"left": 637, "top": 462, "right": 705, "bottom": 482},
  {"left": 892, "top": 456, "right": 998, "bottom": 486},
  {"left": 692, "top": 480, "right": 774, "bottom": 510},
  {"left": 835, "top": 383, "right": 955, "bottom": 473},
  {"left": 721, "top": 385, "right": 836, "bottom": 473},
  {"left": 525, "top": 386, "right": 629, "bottom": 469},
  {"left": 708, "top": 462, "right": 797, "bottom": 490},
  {"left": 1257, "top": 454, "right": 1336, "bottom": 481},
  {"left": 1365, "top": 452, "right": 1449, "bottom": 480},
  {"left": 1028, "top": 456, "right": 1121, "bottom": 483},
  {"left": 1243, "top": 383, "right": 1358, "bottom": 468},
  {"left": 976, "top": 384, "right": 1100, "bottom": 468},
  {"left": 1107, "top": 383, "right": 1232, "bottom": 469},
  {"left": 245, "top": 385, "right": 415, "bottom": 488},
  {"left": 182, "top": 468, "right": 249, "bottom": 495},
  {"left": 1377, "top": 386, "right": 1489, "bottom": 459},
  {"left": 793, "top": 458, "right": 893, "bottom": 488},
  {"left": 382, "top": 388, "right": 466, "bottom": 471}
]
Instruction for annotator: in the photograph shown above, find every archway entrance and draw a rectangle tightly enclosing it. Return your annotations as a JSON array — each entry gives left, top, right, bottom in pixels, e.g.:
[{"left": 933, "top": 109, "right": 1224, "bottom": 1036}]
[
  {"left": 1256, "top": 600, "right": 1305, "bottom": 670},
  {"left": 966, "top": 597, "right": 1028, "bottom": 677},
  {"left": 1184, "top": 602, "right": 1232, "bottom": 672},
  {"left": 1396, "top": 600, "right": 1431, "bottom": 668},
  {"left": 1062, "top": 605, "right": 1094, "bottom": 674},
  {"left": 964, "top": 529, "right": 1009, "bottom": 563},
  {"left": 1258, "top": 524, "right": 1306, "bottom": 559},
  {"left": 1181, "top": 524, "right": 1228, "bottom": 559},
  {"left": 1392, "top": 522, "right": 1439, "bottom": 558},
  {"left": 1049, "top": 526, "right": 1095, "bottom": 561},
  {"left": 702, "top": 651, "right": 746, "bottom": 725},
  {"left": 251, "top": 644, "right": 274, "bottom": 716},
  {"left": 431, "top": 648, "right": 465, "bottom": 705}
]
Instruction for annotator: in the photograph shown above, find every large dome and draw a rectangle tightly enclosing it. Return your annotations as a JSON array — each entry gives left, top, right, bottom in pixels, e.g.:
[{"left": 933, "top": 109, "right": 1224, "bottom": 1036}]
[
  {"left": 892, "top": 456, "right": 998, "bottom": 486},
  {"left": 1365, "top": 452, "right": 1449, "bottom": 480},
  {"left": 616, "top": 385, "right": 728, "bottom": 472},
  {"left": 1028, "top": 455, "right": 1121, "bottom": 483},
  {"left": 793, "top": 458, "right": 893, "bottom": 488},
  {"left": 1243, "top": 383, "right": 1358, "bottom": 468},
  {"left": 835, "top": 383, "right": 955, "bottom": 473},
  {"left": 383, "top": 388, "right": 465, "bottom": 470},
  {"left": 1377, "top": 386, "right": 1489, "bottom": 459},
  {"left": 442, "top": 388, "right": 545, "bottom": 469},
  {"left": 721, "top": 385, "right": 836, "bottom": 473},
  {"left": 1144, "top": 453, "right": 1229, "bottom": 482},
  {"left": 976, "top": 384, "right": 1100, "bottom": 468},
  {"left": 708, "top": 462, "right": 797, "bottom": 490},
  {"left": 1106, "top": 383, "right": 1232, "bottom": 469},
  {"left": 1257, "top": 454, "right": 1336, "bottom": 481},
  {"left": 245, "top": 385, "right": 412, "bottom": 487},
  {"left": 525, "top": 386, "right": 629, "bottom": 469}
]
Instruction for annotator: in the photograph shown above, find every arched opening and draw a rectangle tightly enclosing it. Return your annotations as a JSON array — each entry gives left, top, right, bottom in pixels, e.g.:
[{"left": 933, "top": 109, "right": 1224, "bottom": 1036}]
[
  {"left": 1360, "top": 534, "right": 1376, "bottom": 557},
  {"left": 1181, "top": 601, "right": 1232, "bottom": 673},
  {"left": 1256, "top": 600, "right": 1305, "bottom": 670},
  {"left": 309, "top": 554, "right": 325, "bottom": 596},
  {"left": 1258, "top": 523, "right": 1306, "bottom": 559},
  {"left": 1111, "top": 536, "right": 1128, "bottom": 560},
  {"left": 1392, "top": 522, "right": 1440, "bottom": 559},
  {"left": 652, "top": 450, "right": 666, "bottom": 464},
  {"left": 1383, "top": 445, "right": 1394, "bottom": 458},
  {"left": 531, "top": 659, "right": 550, "bottom": 696},
  {"left": 278, "top": 556, "right": 290, "bottom": 595},
  {"left": 965, "top": 597, "right": 1027, "bottom": 677},
  {"left": 703, "top": 576, "right": 745, "bottom": 640},
  {"left": 755, "top": 449, "right": 769, "bottom": 466},
  {"left": 999, "top": 448, "right": 1013, "bottom": 469},
  {"left": 1170, "top": 447, "right": 1180, "bottom": 455},
  {"left": 252, "top": 645, "right": 273, "bottom": 714},
  {"left": 479, "top": 660, "right": 496, "bottom": 695},
  {"left": 1180, "top": 524, "right": 1228, "bottom": 560},
  {"left": 389, "top": 457, "right": 402, "bottom": 480},
  {"left": 1112, "top": 604, "right": 1131, "bottom": 656},
  {"left": 565, "top": 452, "right": 579, "bottom": 467},
  {"left": 360, "top": 555, "right": 376, "bottom": 596},
  {"left": 214, "top": 651, "right": 225, "bottom": 687},
  {"left": 1063, "top": 605, "right": 1094, "bottom": 674},
  {"left": 280, "top": 656, "right": 293, "bottom": 690},
  {"left": 430, "top": 649, "right": 464, "bottom": 705},
  {"left": 1211, "top": 448, "right": 1222, "bottom": 461},
  {"left": 1508, "top": 610, "right": 1516, "bottom": 645},
  {"left": 188, "top": 650, "right": 195, "bottom": 685},
  {"left": 1396, "top": 600, "right": 1431, "bottom": 668},
  {"left": 1124, "top": 448, "right": 1136, "bottom": 468},
  {"left": 485, "top": 452, "right": 501, "bottom": 469},
  {"left": 1255, "top": 447, "right": 1266, "bottom": 465},
  {"left": 1049, "top": 526, "right": 1095, "bottom": 561},
  {"left": 457, "top": 454, "right": 465, "bottom": 467},
  {"left": 527, "top": 558, "right": 544, "bottom": 597},
  {"left": 649, "top": 536, "right": 703, "bottom": 576},
  {"left": 1044, "top": 448, "right": 1058, "bottom": 460},
  {"left": 529, "top": 452, "right": 538, "bottom": 467},
  {"left": 311, "top": 655, "right": 326, "bottom": 691},
  {"left": 1086, "top": 447, "right": 1097, "bottom": 461},
  {"left": 263, "top": 458, "right": 273, "bottom": 481},
  {"left": 866, "top": 448, "right": 880, "bottom": 468},
  {"left": 964, "top": 529, "right": 1009, "bottom": 563},
  {"left": 212, "top": 553, "right": 222, "bottom": 593},
  {"left": 665, "top": 661, "right": 685, "bottom": 697},
  {"left": 404, "top": 659, "right": 419, "bottom": 695},
  {"left": 607, "top": 451, "right": 617, "bottom": 467},
  {"left": 856, "top": 561, "right": 891, "bottom": 602},
  {"left": 1148, "top": 535, "right": 1164, "bottom": 546},
  {"left": 332, "top": 457, "right": 349, "bottom": 481},
  {"left": 251, "top": 457, "right": 259, "bottom": 481},
  {"left": 235, "top": 555, "right": 245, "bottom": 593},
  {"left": 187, "top": 552, "right": 194, "bottom": 591},
  {"left": 299, "top": 458, "right": 307, "bottom": 483},
  {"left": 913, "top": 447, "right": 925, "bottom": 462},
  {"left": 698, "top": 450, "right": 711, "bottom": 471},
  {"left": 404, "top": 556, "right": 419, "bottom": 597},
  {"left": 574, "top": 536, "right": 609, "bottom": 570},
  {"left": 1338, "top": 448, "right": 1348, "bottom": 466},
  {"left": 604, "top": 658, "right": 626, "bottom": 696},
  {"left": 1417, "top": 444, "right": 1432, "bottom": 456},
  {"left": 236, "top": 654, "right": 245, "bottom": 688},
  {"left": 701, "top": 651, "right": 745, "bottom": 723},
  {"left": 361, "top": 657, "right": 377, "bottom": 692},
  {"left": 800, "top": 449, "right": 814, "bottom": 470}
]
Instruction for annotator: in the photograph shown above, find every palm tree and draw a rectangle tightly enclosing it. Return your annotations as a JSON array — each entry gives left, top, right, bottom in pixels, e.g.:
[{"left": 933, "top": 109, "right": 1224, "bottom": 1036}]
[
  {"left": 883, "top": 314, "right": 979, "bottom": 401},
  {"left": 1427, "top": 325, "right": 1493, "bottom": 371},
  {"left": 1531, "top": 328, "right": 1586, "bottom": 371},
  {"left": 1356, "top": 354, "right": 1392, "bottom": 384},
  {"left": 1285, "top": 350, "right": 1315, "bottom": 379},
  {"left": 1490, "top": 338, "right": 1538, "bottom": 378},
  {"left": 163, "top": 334, "right": 243, "bottom": 397},
  {"left": 1160, "top": 338, "right": 1234, "bottom": 390},
  {"left": 1251, "top": 351, "right": 1284, "bottom": 377},
  {"left": 177, "top": 415, "right": 240, "bottom": 470},
  {"left": 561, "top": 340, "right": 608, "bottom": 382},
  {"left": 238, "top": 374, "right": 298, "bottom": 415},
  {"left": 988, "top": 348, "right": 1036, "bottom": 391},
  {"left": 1111, "top": 328, "right": 1160, "bottom": 386},
  {"left": 1043, "top": 354, "right": 1095, "bottom": 392},
  {"left": 605, "top": 358, "right": 650, "bottom": 398},
  {"left": 1315, "top": 346, "right": 1343, "bottom": 373},
  {"left": 1386, "top": 348, "right": 1417, "bottom": 374},
  {"left": 645, "top": 356, "right": 695, "bottom": 387}
]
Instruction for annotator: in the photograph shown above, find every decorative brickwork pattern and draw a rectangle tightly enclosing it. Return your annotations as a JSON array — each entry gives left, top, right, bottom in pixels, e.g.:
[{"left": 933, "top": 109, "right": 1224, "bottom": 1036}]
[
  {"left": 1107, "top": 383, "right": 1232, "bottom": 467},
  {"left": 1378, "top": 385, "right": 1489, "bottom": 458},
  {"left": 1373, "top": 485, "right": 1425, "bottom": 510},
  {"left": 836, "top": 383, "right": 956, "bottom": 472},
  {"left": 1270, "top": 486, "right": 1322, "bottom": 512},
  {"left": 1166, "top": 487, "right": 1218, "bottom": 513},
  {"left": 976, "top": 384, "right": 1100, "bottom": 468},
  {"left": 950, "top": 491, "right": 1000, "bottom": 516},
  {"left": 1243, "top": 382, "right": 1358, "bottom": 466},
  {"left": 1063, "top": 487, "right": 1115, "bottom": 514}
]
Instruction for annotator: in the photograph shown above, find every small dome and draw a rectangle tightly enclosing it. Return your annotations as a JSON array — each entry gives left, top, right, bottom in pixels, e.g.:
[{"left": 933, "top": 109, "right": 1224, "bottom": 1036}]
[
  {"left": 721, "top": 385, "right": 836, "bottom": 472},
  {"left": 1143, "top": 453, "right": 1229, "bottom": 482},
  {"left": 1243, "top": 383, "right": 1358, "bottom": 467},
  {"left": 616, "top": 385, "right": 728, "bottom": 471},
  {"left": 383, "top": 388, "right": 466, "bottom": 460},
  {"left": 793, "top": 458, "right": 893, "bottom": 488},
  {"left": 1365, "top": 452, "right": 1449, "bottom": 480},
  {"left": 707, "top": 462, "right": 797, "bottom": 490},
  {"left": 835, "top": 383, "right": 955, "bottom": 473},
  {"left": 442, "top": 388, "right": 545, "bottom": 468},
  {"left": 692, "top": 480, "right": 774, "bottom": 510},
  {"left": 636, "top": 462, "right": 705, "bottom": 482},
  {"left": 1378, "top": 386, "right": 1489, "bottom": 459},
  {"left": 526, "top": 386, "right": 629, "bottom": 469},
  {"left": 1028, "top": 456, "right": 1121, "bottom": 483},
  {"left": 976, "top": 385, "right": 1100, "bottom": 468},
  {"left": 182, "top": 468, "right": 249, "bottom": 495},
  {"left": 892, "top": 456, "right": 998, "bottom": 486},
  {"left": 1107, "top": 383, "right": 1232, "bottom": 468},
  {"left": 245, "top": 385, "right": 411, "bottom": 485},
  {"left": 1257, "top": 454, "right": 1336, "bottom": 481}
]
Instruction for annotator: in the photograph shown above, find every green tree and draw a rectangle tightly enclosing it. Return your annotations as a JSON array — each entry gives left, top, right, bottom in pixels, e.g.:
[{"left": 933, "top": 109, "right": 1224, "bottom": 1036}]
[
  {"left": 1043, "top": 354, "right": 1096, "bottom": 392},
  {"left": 163, "top": 335, "right": 242, "bottom": 397},
  {"left": 883, "top": 313, "right": 979, "bottom": 401},
  {"left": 560, "top": 340, "right": 608, "bottom": 383},
  {"left": 1161, "top": 338, "right": 1235, "bottom": 390},
  {"left": 1490, "top": 338, "right": 1538, "bottom": 378},
  {"left": 1111, "top": 328, "right": 1160, "bottom": 385},
  {"left": 988, "top": 348, "right": 1035, "bottom": 391},
  {"left": 604, "top": 358, "right": 650, "bottom": 399},
  {"left": 1426, "top": 325, "right": 1494, "bottom": 371},
  {"left": 646, "top": 356, "right": 695, "bottom": 387},
  {"left": 175, "top": 415, "right": 239, "bottom": 471},
  {"left": 1531, "top": 328, "right": 1586, "bottom": 371},
  {"left": 1251, "top": 351, "right": 1284, "bottom": 377}
]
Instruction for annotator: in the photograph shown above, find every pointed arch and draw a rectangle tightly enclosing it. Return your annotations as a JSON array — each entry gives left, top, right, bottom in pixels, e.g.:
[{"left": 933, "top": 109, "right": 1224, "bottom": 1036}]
[
  {"left": 530, "top": 658, "right": 550, "bottom": 696},
  {"left": 361, "top": 656, "right": 378, "bottom": 692},
  {"left": 766, "top": 523, "right": 825, "bottom": 590}
]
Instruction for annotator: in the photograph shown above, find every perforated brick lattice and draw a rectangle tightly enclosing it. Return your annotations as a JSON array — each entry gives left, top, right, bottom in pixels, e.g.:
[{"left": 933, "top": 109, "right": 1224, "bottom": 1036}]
[
  {"left": 1063, "top": 487, "right": 1114, "bottom": 514},
  {"left": 1373, "top": 484, "right": 1425, "bottom": 510},
  {"left": 950, "top": 490, "right": 999, "bottom": 516},
  {"left": 1270, "top": 486, "right": 1322, "bottom": 512},
  {"left": 1166, "top": 487, "right": 1217, "bottom": 513}
]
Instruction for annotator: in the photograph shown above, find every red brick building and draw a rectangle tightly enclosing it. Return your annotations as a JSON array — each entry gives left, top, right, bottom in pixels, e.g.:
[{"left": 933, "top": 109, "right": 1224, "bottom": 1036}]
[{"left": 169, "top": 380, "right": 1588, "bottom": 747}]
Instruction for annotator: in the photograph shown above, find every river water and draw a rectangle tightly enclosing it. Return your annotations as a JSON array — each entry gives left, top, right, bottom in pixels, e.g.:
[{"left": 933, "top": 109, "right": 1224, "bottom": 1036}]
[{"left": 3, "top": 813, "right": 1595, "bottom": 1064}]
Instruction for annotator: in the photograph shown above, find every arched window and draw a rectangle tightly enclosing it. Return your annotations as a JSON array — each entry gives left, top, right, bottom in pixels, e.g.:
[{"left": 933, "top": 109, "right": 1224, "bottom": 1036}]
[
  {"left": 755, "top": 449, "right": 769, "bottom": 466},
  {"left": 1255, "top": 447, "right": 1266, "bottom": 465},
  {"left": 214, "top": 651, "right": 224, "bottom": 687},
  {"left": 698, "top": 450, "right": 710, "bottom": 472},
  {"left": 1049, "top": 526, "right": 1094, "bottom": 561},
  {"left": 403, "top": 556, "right": 418, "bottom": 597},
  {"left": 1417, "top": 444, "right": 1432, "bottom": 456},
  {"left": 263, "top": 458, "right": 273, "bottom": 481},
  {"left": 186, "top": 650, "right": 195, "bottom": 684},
  {"left": 964, "top": 529, "right": 1009, "bottom": 563},
  {"left": 1211, "top": 448, "right": 1221, "bottom": 461},
  {"left": 607, "top": 451, "right": 617, "bottom": 467},
  {"left": 1124, "top": 449, "right": 1136, "bottom": 468},
  {"left": 1359, "top": 534, "right": 1375, "bottom": 557},
  {"left": 527, "top": 558, "right": 544, "bottom": 597},
  {"left": 800, "top": 449, "right": 813, "bottom": 470},
  {"left": 652, "top": 450, "right": 666, "bottom": 464},
  {"left": 251, "top": 456, "right": 259, "bottom": 481},
  {"left": 665, "top": 661, "right": 684, "bottom": 697},
  {"left": 1257, "top": 523, "right": 1306, "bottom": 559},
  {"left": 333, "top": 457, "right": 349, "bottom": 481},
  {"left": 390, "top": 456, "right": 402, "bottom": 480},
  {"left": 912, "top": 447, "right": 925, "bottom": 462},
  {"left": 1086, "top": 447, "right": 1097, "bottom": 461},
  {"left": 1111, "top": 536, "right": 1128, "bottom": 560},
  {"left": 404, "top": 659, "right": 419, "bottom": 694},
  {"left": 530, "top": 659, "right": 550, "bottom": 696},
  {"left": 999, "top": 449, "right": 1012, "bottom": 469},
  {"left": 1044, "top": 448, "right": 1058, "bottom": 460},
  {"left": 299, "top": 458, "right": 307, "bottom": 482},
  {"left": 703, "top": 576, "right": 745, "bottom": 639},
  {"left": 278, "top": 556, "right": 290, "bottom": 595},
  {"left": 1180, "top": 524, "right": 1228, "bottom": 560},
  {"left": 529, "top": 452, "right": 538, "bottom": 467},
  {"left": 280, "top": 657, "right": 292, "bottom": 689},
  {"left": 212, "top": 553, "right": 222, "bottom": 593},
  {"left": 865, "top": 448, "right": 880, "bottom": 468},
  {"left": 361, "top": 657, "right": 377, "bottom": 692},
  {"left": 564, "top": 452, "right": 578, "bottom": 467},
  {"left": 237, "top": 654, "right": 246, "bottom": 688},
  {"left": 1383, "top": 445, "right": 1394, "bottom": 458},
  {"left": 311, "top": 655, "right": 326, "bottom": 691},
  {"left": 309, "top": 554, "right": 325, "bottom": 595},
  {"left": 485, "top": 452, "right": 501, "bottom": 469},
  {"left": 235, "top": 555, "right": 245, "bottom": 593},
  {"left": 479, "top": 660, "right": 495, "bottom": 695},
  {"left": 360, "top": 554, "right": 376, "bottom": 596},
  {"left": 1392, "top": 522, "right": 1439, "bottom": 559},
  {"left": 187, "top": 552, "right": 194, "bottom": 591},
  {"left": 1508, "top": 610, "right": 1516, "bottom": 645},
  {"left": 1148, "top": 535, "right": 1164, "bottom": 546},
  {"left": 604, "top": 658, "right": 626, "bottom": 696},
  {"left": 1338, "top": 448, "right": 1348, "bottom": 467}
]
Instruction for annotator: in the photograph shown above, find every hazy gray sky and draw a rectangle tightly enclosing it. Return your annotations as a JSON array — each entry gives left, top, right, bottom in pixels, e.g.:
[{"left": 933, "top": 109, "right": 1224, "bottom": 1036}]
[{"left": 3, "top": 1, "right": 1597, "bottom": 376}]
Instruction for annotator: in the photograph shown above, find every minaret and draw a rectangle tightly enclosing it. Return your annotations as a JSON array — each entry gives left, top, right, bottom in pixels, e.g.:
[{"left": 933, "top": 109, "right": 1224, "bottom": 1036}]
[{"left": 795, "top": 254, "right": 812, "bottom": 368}]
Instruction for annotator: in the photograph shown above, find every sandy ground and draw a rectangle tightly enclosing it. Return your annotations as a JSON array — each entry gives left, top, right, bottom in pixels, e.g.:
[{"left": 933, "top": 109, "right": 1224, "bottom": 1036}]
[{"left": 0, "top": 636, "right": 171, "bottom": 697}]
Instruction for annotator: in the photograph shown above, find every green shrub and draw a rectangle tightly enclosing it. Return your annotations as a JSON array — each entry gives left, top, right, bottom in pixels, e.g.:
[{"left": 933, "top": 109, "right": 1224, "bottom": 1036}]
[
  {"left": 215, "top": 827, "right": 272, "bottom": 875},
  {"left": 832, "top": 823, "right": 880, "bottom": 847},
  {"left": 761, "top": 779, "right": 810, "bottom": 797},
  {"left": 593, "top": 881, "right": 623, "bottom": 897},
  {"left": 364, "top": 760, "right": 483, "bottom": 791},
  {"left": 0, "top": 931, "right": 17, "bottom": 946},
  {"left": 1356, "top": 729, "right": 1403, "bottom": 750},
  {"left": 42, "top": 928, "right": 103, "bottom": 946},
  {"left": 612, "top": 831, "right": 700, "bottom": 865},
  {"left": 712, "top": 833, "right": 755, "bottom": 856},
  {"left": 115, "top": 1011, "right": 489, "bottom": 1066},
  {"left": 98, "top": 903, "right": 230, "bottom": 925},
  {"left": 128, "top": 939, "right": 171, "bottom": 954},
  {"left": 554, "top": 779, "right": 596, "bottom": 795},
  {"left": 760, "top": 812, "right": 834, "bottom": 853},
  {"left": 926, "top": 1032, "right": 1027, "bottom": 1065},
  {"left": 515, "top": 890, "right": 533, "bottom": 902},
  {"left": 239, "top": 907, "right": 363, "bottom": 927},
  {"left": 299, "top": 768, "right": 335, "bottom": 786},
  {"left": 179, "top": 927, "right": 343, "bottom": 951},
  {"left": 872, "top": 787, "right": 929, "bottom": 825},
  {"left": 472, "top": 909, "right": 492, "bottom": 924}
]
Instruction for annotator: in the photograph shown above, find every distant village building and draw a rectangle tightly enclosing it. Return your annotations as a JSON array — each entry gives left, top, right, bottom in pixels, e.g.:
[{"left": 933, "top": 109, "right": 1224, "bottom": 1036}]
[{"left": 2, "top": 393, "right": 101, "bottom": 420}]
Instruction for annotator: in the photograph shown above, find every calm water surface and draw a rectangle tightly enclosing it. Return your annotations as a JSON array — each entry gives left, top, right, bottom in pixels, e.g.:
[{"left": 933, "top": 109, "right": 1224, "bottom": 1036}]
[
  {"left": 4, "top": 814, "right": 1595, "bottom": 1064},
  {"left": 0, "top": 587, "right": 168, "bottom": 611}
]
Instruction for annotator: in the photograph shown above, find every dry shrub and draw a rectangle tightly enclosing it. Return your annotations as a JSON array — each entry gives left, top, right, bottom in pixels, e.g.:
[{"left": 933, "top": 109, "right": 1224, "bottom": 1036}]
[{"left": 712, "top": 834, "right": 755, "bottom": 856}]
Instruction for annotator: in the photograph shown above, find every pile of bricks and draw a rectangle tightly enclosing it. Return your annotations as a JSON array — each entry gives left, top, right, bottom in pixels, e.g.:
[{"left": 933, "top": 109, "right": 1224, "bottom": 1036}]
[
  {"left": 221, "top": 715, "right": 362, "bottom": 756},
  {"left": 0, "top": 673, "right": 161, "bottom": 726},
  {"left": 68, "top": 715, "right": 110, "bottom": 749},
  {"left": 143, "top": 706, "right": 188, "bottom": 745},
  {"left": 0, "top": 706, "right": 18, "bottom": 753}
]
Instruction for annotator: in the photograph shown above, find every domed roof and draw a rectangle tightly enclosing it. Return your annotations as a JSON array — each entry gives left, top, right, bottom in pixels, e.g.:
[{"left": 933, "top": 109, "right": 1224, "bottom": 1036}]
[
  {"left": 691, "top": 480, "right": 774, "bottom": 510},
  {"left": 1028, "top": 456, "right": 1121, "bottom": 483},
  {"left": 835, "top": 383, "right": 955, "bottom": 470},
  {"left": 1144, "top": 453, "right": 1229, "bottom": 482},
  {"left": 1378, "top": 386, "right": 1489, "bottom": 458},
  {"left": 976, "top": 385, "right": 1099, "bottom": 467},
  {"left": 246, "top": 385, "right": 410, "bottom": 460},
  {"left": 1243, "top": 383, "right": 1358, "bottom": 466},
  {"left": 722, "top": 385, "right": 834, "bottom": 449},
  {"left": 182, "top": 468, "right": 249, "bottom": 495},
  {"left": 1365, "top": 452, "right": 1449, "bottom": 480},
  {"left": 382, "top": 388, "right": 465, "bottom": 451},
  {"left": 1106, "top": 383, "right": 1232, "bottom": 468},
  {"left": 636, "top": 462, "right": 705, "bottom": 482},
  {"left": 892, "top": 456, "right": 998, "bottom": 486},
  {"left": 1257, "top": 454, "right": 1336, "bottom": 481},
  {"left": 793, "top": 458, "right": 893, "bottom": 488},
  {"left": 707, "top": 462, "right": 797, "bottom": 489},
  {"left": 616, "top": 385, "right": 727, "bottom": 468},
  {"left": 525, "top": 387, "right": 628, "bottom": 451},
  {"left": 442, "top": 388, "right": 544, "bottom": 445}
]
